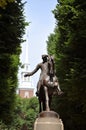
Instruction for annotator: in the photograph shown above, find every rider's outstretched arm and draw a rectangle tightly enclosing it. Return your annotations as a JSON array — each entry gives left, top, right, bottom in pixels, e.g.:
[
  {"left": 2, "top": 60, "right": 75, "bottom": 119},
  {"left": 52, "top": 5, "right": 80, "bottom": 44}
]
[{"left": 24, "top": 64, "right": 40, "bottom": 77}]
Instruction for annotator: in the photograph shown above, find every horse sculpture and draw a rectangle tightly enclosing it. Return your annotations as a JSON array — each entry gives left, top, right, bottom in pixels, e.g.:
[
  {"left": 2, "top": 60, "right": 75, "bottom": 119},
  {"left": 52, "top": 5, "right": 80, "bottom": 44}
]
[{"left": 38, "top": 56, "right": 61, "bottom": 112}]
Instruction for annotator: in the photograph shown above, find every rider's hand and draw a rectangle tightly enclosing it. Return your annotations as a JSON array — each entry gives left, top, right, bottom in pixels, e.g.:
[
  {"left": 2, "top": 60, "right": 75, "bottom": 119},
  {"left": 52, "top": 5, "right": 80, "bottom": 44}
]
[
  {"left": 24, "top": 74, "right": 28, "bottom": 77},
  {"left": 24, "top": 72, "right": 31, "bottom": 77}
]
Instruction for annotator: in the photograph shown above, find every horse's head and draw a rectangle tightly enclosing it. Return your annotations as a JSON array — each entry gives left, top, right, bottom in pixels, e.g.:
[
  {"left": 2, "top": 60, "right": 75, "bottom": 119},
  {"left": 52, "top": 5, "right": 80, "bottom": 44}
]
[{"left": 48, "top": 55, "right": 55, "bottom": 77}]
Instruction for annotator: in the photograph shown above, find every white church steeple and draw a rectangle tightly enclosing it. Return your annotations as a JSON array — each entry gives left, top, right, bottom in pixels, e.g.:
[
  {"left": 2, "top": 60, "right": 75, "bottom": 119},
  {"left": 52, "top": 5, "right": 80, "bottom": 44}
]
[{"left": 18, "top": 40, "right": 34, "bottom": 98}]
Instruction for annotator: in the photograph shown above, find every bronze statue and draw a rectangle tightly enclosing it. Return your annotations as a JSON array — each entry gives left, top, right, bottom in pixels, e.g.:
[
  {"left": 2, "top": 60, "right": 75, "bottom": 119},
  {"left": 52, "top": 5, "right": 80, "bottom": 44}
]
[{"left": 24, "top": 54, "right": 63, "bottom": 112}]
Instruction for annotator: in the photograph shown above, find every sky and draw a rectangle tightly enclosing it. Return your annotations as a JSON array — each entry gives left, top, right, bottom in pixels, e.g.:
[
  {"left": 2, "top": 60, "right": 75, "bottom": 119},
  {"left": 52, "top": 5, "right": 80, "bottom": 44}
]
[{"left": 20, "top": 0, "right": 57, "bottom": 90}]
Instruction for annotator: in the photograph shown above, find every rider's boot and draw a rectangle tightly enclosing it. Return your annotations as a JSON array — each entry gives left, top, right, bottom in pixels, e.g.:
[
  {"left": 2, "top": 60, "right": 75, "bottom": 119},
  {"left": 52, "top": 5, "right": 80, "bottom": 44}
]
[{"left": 58, "top": 90, "right": 64, "bottom": 95}]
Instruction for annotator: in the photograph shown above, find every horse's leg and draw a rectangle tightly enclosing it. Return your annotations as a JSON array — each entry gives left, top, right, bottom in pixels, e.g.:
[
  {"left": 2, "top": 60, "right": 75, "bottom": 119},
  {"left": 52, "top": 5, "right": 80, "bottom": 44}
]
[
  {"left": 49, "top": 95, "right": 52, "bottom": 109},
  {"left": 39, "top": 100, "right": 42, "bottom": 113},
  {"left": 43, "top": 100, "right": 46, "bottom": 111},
  {"left": 44, "top": 86, "right": 50, "bottom": 111}
]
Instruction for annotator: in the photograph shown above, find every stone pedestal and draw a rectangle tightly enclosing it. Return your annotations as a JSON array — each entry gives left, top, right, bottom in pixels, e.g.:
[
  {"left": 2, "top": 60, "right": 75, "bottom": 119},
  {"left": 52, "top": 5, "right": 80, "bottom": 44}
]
[{"left": 34, "top": 111, "right": 64, "bottom": 130}]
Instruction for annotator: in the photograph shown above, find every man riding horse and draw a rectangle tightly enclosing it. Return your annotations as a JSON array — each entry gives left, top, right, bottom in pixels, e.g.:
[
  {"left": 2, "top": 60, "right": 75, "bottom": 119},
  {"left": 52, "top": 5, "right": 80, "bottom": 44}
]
[{"left": 24, "top": 54, "right": 63, "bottom": 111}]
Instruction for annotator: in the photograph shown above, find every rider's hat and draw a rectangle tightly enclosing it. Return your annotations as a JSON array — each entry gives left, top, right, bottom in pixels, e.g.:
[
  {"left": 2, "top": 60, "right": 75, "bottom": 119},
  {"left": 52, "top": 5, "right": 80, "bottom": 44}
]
[{"left": 42, "top": 54, "right": 48, "bottom": 58}]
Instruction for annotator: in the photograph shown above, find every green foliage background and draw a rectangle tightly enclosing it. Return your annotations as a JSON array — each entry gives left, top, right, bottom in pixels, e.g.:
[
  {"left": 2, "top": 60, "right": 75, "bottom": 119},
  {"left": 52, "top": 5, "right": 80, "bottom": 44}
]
[{"left": 0, "top": 96, "right": 39, "bottom": 130}]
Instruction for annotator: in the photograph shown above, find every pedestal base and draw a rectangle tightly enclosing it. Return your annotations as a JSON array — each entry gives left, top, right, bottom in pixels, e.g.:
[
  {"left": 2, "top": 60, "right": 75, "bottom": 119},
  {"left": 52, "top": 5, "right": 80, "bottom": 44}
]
[{"left": 34, "top": 111, "right": 64, "bottom": 130}]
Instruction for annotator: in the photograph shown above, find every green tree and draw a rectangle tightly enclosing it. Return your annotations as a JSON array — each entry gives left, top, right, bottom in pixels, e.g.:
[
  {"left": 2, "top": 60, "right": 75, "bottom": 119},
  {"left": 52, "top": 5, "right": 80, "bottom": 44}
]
[
  {"left": 0, "top": 0, "right": 26, "bottom": 123},
  {"left": 0, "top": 96, "right": 39, "bottom": 130}
]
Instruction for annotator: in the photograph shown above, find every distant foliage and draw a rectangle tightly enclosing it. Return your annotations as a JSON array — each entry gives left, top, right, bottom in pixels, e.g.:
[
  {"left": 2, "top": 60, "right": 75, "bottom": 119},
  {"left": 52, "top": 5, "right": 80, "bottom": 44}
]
[{"left": 0, "top": 96, "right": 39, "bottom": 130}]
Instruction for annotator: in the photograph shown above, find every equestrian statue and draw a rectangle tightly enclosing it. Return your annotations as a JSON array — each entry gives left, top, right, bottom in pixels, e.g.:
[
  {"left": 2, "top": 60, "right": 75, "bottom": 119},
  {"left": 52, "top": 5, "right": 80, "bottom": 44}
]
[{"left": 24, "top": 54, "right": 63, "bottom": 112}]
